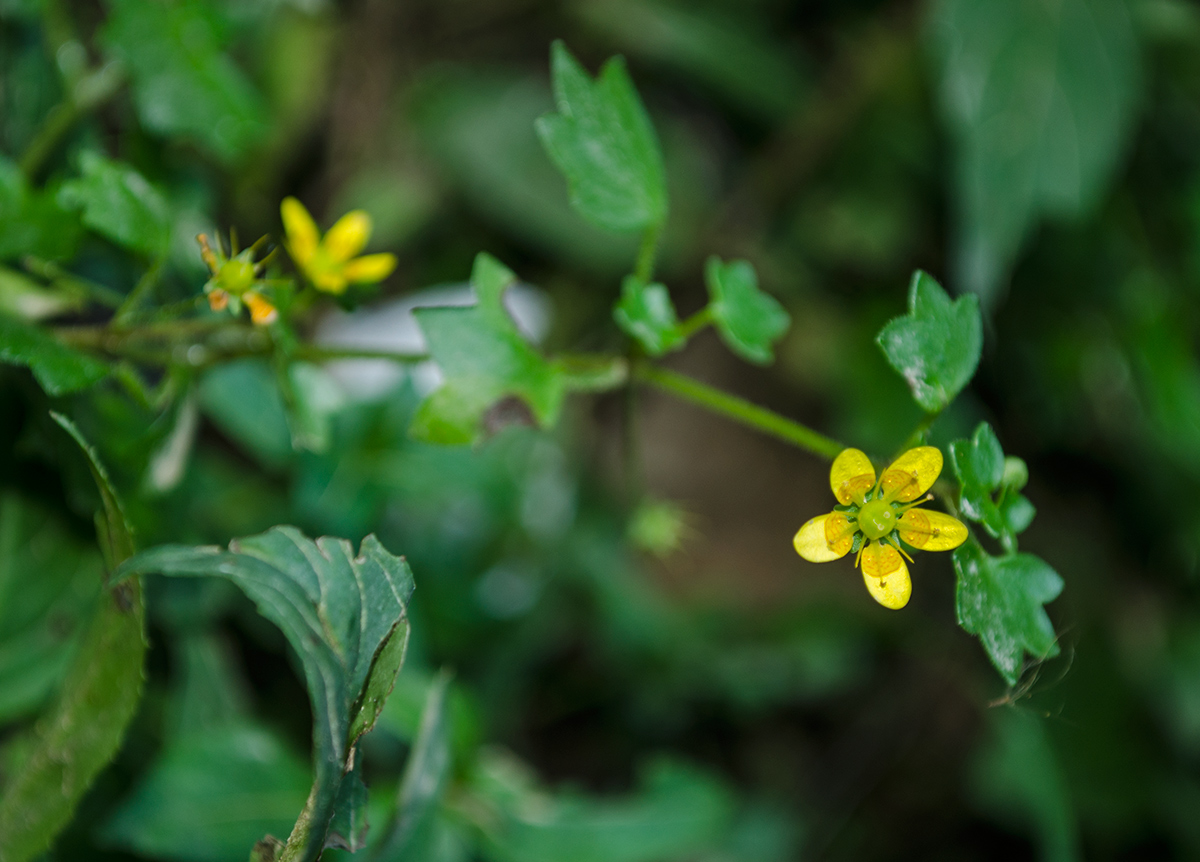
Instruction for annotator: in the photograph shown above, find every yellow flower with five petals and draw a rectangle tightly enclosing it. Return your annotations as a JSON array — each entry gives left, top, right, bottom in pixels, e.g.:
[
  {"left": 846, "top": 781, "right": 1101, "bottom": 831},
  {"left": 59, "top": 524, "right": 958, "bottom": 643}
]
[
  {"left": 794, "top": 446, "right": 967, "bottom": 610},
  {"left": 280, "top": 197, "right": 397, "bottom": 294}
]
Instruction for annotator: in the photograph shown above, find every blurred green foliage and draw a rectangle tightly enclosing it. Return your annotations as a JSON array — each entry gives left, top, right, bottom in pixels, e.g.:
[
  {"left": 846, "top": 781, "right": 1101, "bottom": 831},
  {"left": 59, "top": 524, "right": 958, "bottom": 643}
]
[{"left": 2, "top": 0, "right": 1200, "bottom": 859}]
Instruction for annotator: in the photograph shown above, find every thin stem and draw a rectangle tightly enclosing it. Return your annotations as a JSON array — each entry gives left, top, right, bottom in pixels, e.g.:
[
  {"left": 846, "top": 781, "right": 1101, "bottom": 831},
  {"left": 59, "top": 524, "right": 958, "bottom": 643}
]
[
  {"left": 633, "top": 220, "right": 663, "bottom": 285},
  {"left": 896, "top": 410, "right": 941, "bottom": 456},
  {"left": 19, "top": 62, "right": 125, "bottom": 181},
  {"left": 114, "top": 256, "right": 166, "bottom": 324},
  {"left": 635, "top": 364, "right": 845, "bottom": 460},
  {"left": 675, "top": 306, "right": 712, "bottom": 341}
]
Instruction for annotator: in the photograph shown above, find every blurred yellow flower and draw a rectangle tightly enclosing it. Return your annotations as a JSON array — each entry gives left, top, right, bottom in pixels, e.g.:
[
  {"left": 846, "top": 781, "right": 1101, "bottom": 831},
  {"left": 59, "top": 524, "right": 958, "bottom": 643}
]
[
  {"left": 197, "top": 233, "right": 278, "bottom": 326},
  {"left": 280, "top": 197, "right": 396, "bottom": 294},
  {"left": 794, "top": 446, "right": 967, "bottom": 610}
]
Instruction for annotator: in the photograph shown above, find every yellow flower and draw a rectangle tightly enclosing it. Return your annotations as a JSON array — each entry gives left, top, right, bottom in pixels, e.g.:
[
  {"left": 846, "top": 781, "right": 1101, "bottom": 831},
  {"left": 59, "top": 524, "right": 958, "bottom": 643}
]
[
  {"left": 197, "top": 232, "right": 279, "bottom": 327},
  {"left": 280, "top": 197, "right": 397, "bottom": 294},
  {"left": 794, "top": 446, "right": 967, "bottom": 610}
]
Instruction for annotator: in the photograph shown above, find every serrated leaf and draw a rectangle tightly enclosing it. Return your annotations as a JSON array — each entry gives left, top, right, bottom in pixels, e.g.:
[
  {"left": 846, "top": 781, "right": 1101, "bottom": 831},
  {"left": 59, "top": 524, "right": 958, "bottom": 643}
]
[
  {"left": 930, "top": 0, "right": 1140, "bottom": 303},
  {"left": 374, "top": 671, "right": 453, "bottom": 859},
  {"left": 0, "top": 416, "right": 146, "bottom": 862},
  {"left": 613, "top": 276, "right": 683, "bottom": 356},
  {"left": 412, "top": 253, "right": 566, "bottom": 445},
  {"left": 57, "top": 152, "right": 171, "bottom": 258},
  {"left": 535, "top": 41, "right": 667, "bottom": 232},
  {"left": 0, "top": 314, "right": 108, "bottom": 395},
  {"left": 115, "top": 527, "right": 415, "bottom": 860},
  {"left": 101, "top": 0, "right": 267, "bottom": 162},
  {"left": 877, "top": 270, "right": 981, "bottom": 412},
  {"left": 704, "top": 257, "right": 790, "bottom": 365},
  {"left": 953, "top": 542, "right": 1063, "bottom": 684},
  {"left": 101, "top": 722, "right": 311, "bottom": 862}
]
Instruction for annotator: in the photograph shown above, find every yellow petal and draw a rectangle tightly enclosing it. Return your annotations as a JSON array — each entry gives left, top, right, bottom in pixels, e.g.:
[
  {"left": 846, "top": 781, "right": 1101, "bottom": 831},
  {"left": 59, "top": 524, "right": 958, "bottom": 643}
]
[
  {"left": 323, "top": 210, "right": 372, "bottom": 262},
  {"left": 862, "top": 558, "right": 911, "bottom": 609},
  {"left": 898, "top": 508, "right": 968, "bottom": 551},
  {"left": 861, "top": 540, "right": 904, "bottom": 578},
  {"left": 343, "top": 253, "right": 397, "bottom": 284},
  {"left": 794, "top": 513, "right": 852, "bottom": 562},
  {"left": 880, "top": 446, "right": 943, "bottom": 502},
  {"left": 281, "top": 197, "right": 318, "bottom": 266},
  {"left": 312, "top": 270, "right": 348, "bottom": 295},
  {"left": 830, "top": 448, "right": 876, "bottom": 505},
  {"left": 244, "top": 291, "right": 278, "bottom": 326}
]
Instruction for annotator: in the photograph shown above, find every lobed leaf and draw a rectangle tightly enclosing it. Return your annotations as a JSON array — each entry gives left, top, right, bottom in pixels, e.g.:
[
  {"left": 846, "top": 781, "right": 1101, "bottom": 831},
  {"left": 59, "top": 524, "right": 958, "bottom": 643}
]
[
  {"left": 57, "top": 152, "right": 171, "bottom": 258},
  {"left": 704, "top": 257, "right": 790, "bottom": 365},
  {"left": 951, "top": 422, "right": 1036, "bottom": 545},
  {"left": 877, "top": 270, "right": 981, "bottom": 412},
  {"left": 411, "top": 253, "right": 567, "bottom": 445},
  {"left": 953, "top": 542, "right": 1063, "bottom": 685},
  {"left": 613, "top": 276, "right": 684, "bottom": 357},
  {"left": 536, "top": 41, "right": 668, "bottom": 233},
  {"left": 114, "top": 527, "right": 415, "bottom": 860}
]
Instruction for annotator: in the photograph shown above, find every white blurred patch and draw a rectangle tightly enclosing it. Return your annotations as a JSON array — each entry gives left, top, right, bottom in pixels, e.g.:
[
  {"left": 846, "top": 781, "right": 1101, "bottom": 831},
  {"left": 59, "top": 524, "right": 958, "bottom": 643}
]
[
  {"left": 146, "top": 395, "right": 198, "bottom": 494},
  {"left": 315, "top": 282, "right": 552, "bottom": 402}
]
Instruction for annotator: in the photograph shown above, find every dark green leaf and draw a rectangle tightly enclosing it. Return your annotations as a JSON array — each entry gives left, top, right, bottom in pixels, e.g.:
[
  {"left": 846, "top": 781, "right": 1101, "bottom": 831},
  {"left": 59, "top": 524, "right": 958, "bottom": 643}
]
[
  {"left": 471, "top": 753, "right": 733, "bottom": 862},
  {"left": 101, "top": 0, "right": 267, "bottom": 162},
  {"left": 705, "top": 257, "right": 790, "bottom": 365},
  {"left": 930, "top": 0, "right": 1140, "bottom": 303},
  {"left": 101, "top": 723, "right": 312, "bottom": 862},
  {"left": 0, "top": 494, "right": 102, "bottom": 723},
  {"left": 535, "top": 41, "right": 668, "bottom": 232},
  {"left": 0, "top": 157, "right": 81, "bottom": 263},
  {"left": 0, "top": 416, "right": 146, "bottom": 862},
  {"left": 876, "top": 270, "right": 981, "bottom": 412},
  {"left": 613, "top": 276, "right": 683, "bottom": 356},
  {"left": 325, "top": 762, "right": 369, "bottom": 852},
  {"left": 57, "top": 152, "right": 171, "bottom": 258},
  {"left": 0, "top": 314, "right": 108, "bottom": 395},
  {"left": 953, "top": 542, "right": 1063, "bottom": 685},
  {"left": 198, "top": 359, "right": 293, "bottom": 469},
  {"left": 412, "top": 253, "right": 567, "bottom": 445},
  {"left": 972, "top": 709, "right": 1080, "bottom": 862},
  {"left": 115, "top": 527, "right": 415, "bottom": 860},
  {"left": 951, "top": 423, "right": 1028, "bottom": 544},
  {"left": 374, "top": 671, "right": 453, "bottom": 859}
]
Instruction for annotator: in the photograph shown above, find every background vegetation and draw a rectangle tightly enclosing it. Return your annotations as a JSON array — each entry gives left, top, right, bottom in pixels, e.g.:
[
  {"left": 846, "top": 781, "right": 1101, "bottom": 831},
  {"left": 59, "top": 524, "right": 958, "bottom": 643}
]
[{"left": 3, "top": 0, "right": 1200, "bottom": 859}]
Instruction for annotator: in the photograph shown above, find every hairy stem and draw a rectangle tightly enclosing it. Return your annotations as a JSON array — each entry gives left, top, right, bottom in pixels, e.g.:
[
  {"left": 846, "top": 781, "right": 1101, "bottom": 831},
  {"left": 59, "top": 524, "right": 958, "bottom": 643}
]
[
  {"left": 634, "top": 364, "right": 845, "bottom": 460},
  {"left": 633, "top": 221, "right": 664, "bottom": 285}
]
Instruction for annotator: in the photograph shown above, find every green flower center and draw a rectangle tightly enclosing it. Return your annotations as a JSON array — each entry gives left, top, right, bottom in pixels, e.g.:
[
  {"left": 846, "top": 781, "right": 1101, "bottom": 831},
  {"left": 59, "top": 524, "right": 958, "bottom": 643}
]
[
  {"left": 857, "top": 499, "right": 897, "bottom": 540},
  {"left": 219, "top": 258, "right": 256, "bottom": 294}
]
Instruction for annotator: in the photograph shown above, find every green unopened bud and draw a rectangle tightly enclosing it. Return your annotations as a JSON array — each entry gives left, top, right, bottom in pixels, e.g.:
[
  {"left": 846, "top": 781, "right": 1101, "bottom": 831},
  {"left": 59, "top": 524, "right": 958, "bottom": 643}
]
[{"left": 1002, "top": 456, "right": 1028, "bottom": 491}]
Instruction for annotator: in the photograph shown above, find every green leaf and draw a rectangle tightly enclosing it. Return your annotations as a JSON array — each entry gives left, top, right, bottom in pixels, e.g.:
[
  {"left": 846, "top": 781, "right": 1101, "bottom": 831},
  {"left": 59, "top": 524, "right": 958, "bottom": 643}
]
[
  {"left": 471, "top": 753, "right": 733, "bottom": 862},
  {"left": 101, "top": 722, "right": 312, "bottom": 862},
  {"left": 114, "top": 527, "right": 415, "bottom": 861},
  {"left": 953, "top": 542, "right": 1063, "bottom": 685},
  {"left": 930, "top": 0, "right": 1140, "bottom": 303},
  {"left": 535, "top": 41, "right": 668, "bottom": 232},
  {"left": 951, "top": 422, "right": 1033, "bottom": 545},
  {"left": 101, "top": 0, "right": 267, "bottom": 162},
  {"left": 0, "top": 415, "right": 146, "bottom": 862},
  {"left": 326, "top": 763, "right": 369, "bottom": 852},
  {"left": 0, "top": 267, "right": 83, "bottom": 321},
  {"left": 57, "top": 152, "right": 171, "bottom": 258},
  {"left": 411, "top": 253, "right": 567, "bottom": 445},
  {"left": 0, "top": 157, "right": 82, "bottom": 263},
  {"left": 0, "top": 314, "right": 108, "bottom": 395},
  {"left": 374, "top": 671, "right": 453, "bottom": 859},
  {"left": 0, "top": 494, "right": 103, "bottom": 723},
  {"left": 704, "top": 257, "right": 790, "bottom": 365},
  {"left": 972, "top": 709, "right": 1080, "bottom": 862},
  {"left": 613, "top": 276, "right": 683, "bottom": 356},
  {"left": 876, "top": 270, "right": 981, "bottom": 412}
]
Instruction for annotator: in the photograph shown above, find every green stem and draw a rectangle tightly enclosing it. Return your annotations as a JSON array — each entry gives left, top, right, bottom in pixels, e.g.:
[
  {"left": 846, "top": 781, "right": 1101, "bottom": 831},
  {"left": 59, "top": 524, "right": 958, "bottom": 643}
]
[
  {"left": 114, "top": 256, "right": 166, "bottom": 324},
  {"left": 633, "top": 221, "right": 664, "bottom": 284},
  {"left": 634, "top": 364, "right": 845, "bottom": 460},
  {"left": 19, "top": 62, "right": 125, "bottom": 181},
  {"left": 675, "top": 306, "right": 713, "bottom": 341},
  {"left": 897, "top": 410, "right": 941, "bottom": 456}
]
